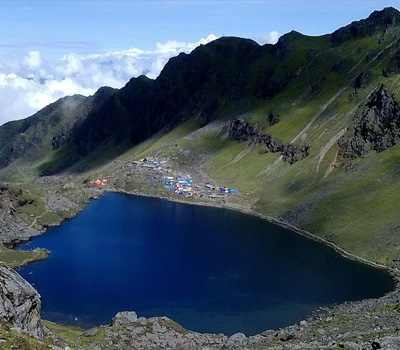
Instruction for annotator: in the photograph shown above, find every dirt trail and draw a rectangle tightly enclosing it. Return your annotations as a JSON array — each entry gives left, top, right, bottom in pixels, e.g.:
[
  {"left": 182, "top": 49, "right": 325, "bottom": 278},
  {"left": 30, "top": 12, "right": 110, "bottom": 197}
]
[
  {"left": 349, "top": 38, "right": 398, "bottom": 74},
  {"left": 221, "top": 142, "right": 256, "bottom": 170},
  {"left": 291, "top": 88, "right": 346, "bottom": 145},
  {"left": 316, "top": 127, "right": 347, "bottom": 174},
  {"left": 28, "top": 213, "right": 45, "bottom": 229}
]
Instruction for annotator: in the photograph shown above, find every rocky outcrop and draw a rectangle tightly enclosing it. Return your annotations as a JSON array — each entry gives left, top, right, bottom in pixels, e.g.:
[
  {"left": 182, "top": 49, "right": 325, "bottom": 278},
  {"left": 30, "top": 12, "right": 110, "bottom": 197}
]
[
  {"left": 51, "top": 131, "right": 72, "bottom": 150},
  {"left": 225, "top": 119, "right": 258, "bottom": 142},
  {"left": 258, "top": 133, "right": 284, "bottom": 153},
  {"left": 338, "top": 85, "right": 400, "bottom": 159},
  {"left": 225, "top": 119, "right": 310, "bottom": 164},
  {"left": 353, "top": 71, "right": 370, "bottom": 92},
  {"left": 88, "top": 313, "right": 249, "bottom": 349},
  {"left": 281, "top": 143, "right": 310, "bottom": 165},
  {"left": 111, "top": 311, "right": 138, "bottom": 326},
  {"left": 331, "top": 7, "right": 400, "bottom": 45},
  {"left": 0, "top": 186, "right": 38, "bottom": 243},
  {"left": 0, "top": 263, "right": 44, "bottom": 339}
]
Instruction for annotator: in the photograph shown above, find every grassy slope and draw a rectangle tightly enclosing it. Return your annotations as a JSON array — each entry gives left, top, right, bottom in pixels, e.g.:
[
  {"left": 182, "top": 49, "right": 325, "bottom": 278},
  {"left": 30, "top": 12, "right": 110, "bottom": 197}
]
[
  {"left": 0, "top": 246, "right": 47, "bottom": 268},
  {"left": 203, "top": 34, "right": 400, "bottom": 266},
  {"left": 0, "top": 324, "right": 50, "bottom": 350}
]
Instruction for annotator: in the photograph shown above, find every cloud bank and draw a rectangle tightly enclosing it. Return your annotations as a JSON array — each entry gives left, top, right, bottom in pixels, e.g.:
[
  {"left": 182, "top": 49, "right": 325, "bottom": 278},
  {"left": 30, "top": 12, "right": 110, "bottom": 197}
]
[{"left": 0, "top": 31, "right": 278, "bottom": 126}]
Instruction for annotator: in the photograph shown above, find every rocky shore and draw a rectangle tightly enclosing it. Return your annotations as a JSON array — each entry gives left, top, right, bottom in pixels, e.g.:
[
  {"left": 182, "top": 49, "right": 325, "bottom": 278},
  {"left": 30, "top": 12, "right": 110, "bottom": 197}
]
[{"left": 52, "top": 288, "right": 400, "bottom": 350}]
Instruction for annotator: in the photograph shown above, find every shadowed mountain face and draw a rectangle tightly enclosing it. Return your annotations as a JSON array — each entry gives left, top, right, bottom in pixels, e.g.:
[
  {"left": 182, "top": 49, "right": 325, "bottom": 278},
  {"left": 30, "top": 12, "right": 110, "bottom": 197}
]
[
  {"left": 331, "top": 7, "right": 400, "bottom": 45},
  {"left": 0, "top": 7, "right": 399, "bottom": 176}
]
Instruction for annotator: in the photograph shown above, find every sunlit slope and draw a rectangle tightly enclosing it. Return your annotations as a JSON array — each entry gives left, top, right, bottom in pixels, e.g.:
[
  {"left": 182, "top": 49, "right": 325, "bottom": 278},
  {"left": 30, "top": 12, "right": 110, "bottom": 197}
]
[{"left": 220, "top": 69, "right": 400, "bottom": 266}]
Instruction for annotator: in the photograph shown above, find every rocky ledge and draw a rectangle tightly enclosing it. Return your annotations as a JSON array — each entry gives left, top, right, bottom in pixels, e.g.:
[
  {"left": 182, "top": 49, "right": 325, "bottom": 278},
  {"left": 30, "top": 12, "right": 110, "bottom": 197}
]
[{"left": 0, "top": 262, "right": 44, "bottom": 340}]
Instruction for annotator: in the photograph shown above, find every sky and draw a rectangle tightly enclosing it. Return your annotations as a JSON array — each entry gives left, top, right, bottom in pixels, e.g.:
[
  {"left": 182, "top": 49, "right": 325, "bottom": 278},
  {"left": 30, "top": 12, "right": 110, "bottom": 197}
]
[{"left": 0, "top": 0, "right": 397, "bottom": 126}]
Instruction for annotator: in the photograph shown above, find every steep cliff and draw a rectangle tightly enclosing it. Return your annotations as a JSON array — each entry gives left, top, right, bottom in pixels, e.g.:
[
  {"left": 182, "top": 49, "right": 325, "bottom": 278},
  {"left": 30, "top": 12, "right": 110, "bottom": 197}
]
[{"left": 0, "top": 263, "right": 44, "bottom": 339}]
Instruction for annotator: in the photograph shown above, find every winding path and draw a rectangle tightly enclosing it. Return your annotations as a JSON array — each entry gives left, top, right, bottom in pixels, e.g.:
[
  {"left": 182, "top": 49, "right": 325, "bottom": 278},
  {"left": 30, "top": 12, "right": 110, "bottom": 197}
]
[{"left": 28, "top": 213, "right": 45, "bottom": 229}]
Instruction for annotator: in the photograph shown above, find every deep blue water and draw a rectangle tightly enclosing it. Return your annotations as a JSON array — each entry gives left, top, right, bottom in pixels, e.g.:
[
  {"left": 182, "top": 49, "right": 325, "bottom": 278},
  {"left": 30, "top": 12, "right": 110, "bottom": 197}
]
[{"left": 17, "top": 192, "right": 395, "bottom": 335}]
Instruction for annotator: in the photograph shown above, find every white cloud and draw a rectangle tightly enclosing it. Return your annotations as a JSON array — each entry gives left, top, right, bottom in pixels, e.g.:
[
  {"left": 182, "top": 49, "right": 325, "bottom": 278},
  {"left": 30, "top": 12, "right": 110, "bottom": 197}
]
[
  {"left": 23, "top": 51, "right": 42, "bottom": 70},
  {"left": 155, "top": 34, "right": 218, "bottom": 54},
  {"left": 0, "top": 34, "right": 219, "bottom": 126},
  {"left": 255, "top": 30, "right": 280, "bottom": 45}
]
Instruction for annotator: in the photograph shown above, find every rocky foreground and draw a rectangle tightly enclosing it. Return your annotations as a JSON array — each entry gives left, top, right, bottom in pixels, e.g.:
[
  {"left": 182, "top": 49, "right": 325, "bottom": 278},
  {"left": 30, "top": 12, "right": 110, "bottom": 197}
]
[{"left": 58, "top": 289, "right": 400, "bottom": 350}]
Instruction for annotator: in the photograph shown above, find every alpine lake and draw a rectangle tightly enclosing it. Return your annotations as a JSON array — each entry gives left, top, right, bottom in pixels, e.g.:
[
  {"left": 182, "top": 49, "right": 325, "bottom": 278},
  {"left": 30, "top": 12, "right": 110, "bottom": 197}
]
[{"left": 17, "top": 192, "right": 395, "bottom": 336}]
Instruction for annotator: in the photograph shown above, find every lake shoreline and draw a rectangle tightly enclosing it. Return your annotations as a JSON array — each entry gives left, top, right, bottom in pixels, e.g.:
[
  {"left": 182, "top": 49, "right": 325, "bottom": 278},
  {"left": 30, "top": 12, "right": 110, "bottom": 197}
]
[
  {"left": 11, "top": 181, "right": 399, "bottom": 286},
  {"left": 17, "top": 189, "right": 397, "bottom": 337},
  {"left": 115, "top": 187, "right": 400, "bottom": 279}
]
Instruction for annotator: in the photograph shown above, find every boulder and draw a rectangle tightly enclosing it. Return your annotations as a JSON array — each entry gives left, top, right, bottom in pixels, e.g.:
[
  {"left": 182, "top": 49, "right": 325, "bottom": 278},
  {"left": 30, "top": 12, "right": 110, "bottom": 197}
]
[
  {"left": 229, "top": 332, "right": 247, "bottom": 344},
  {"left": 111, "top": 311, "right": 138, "bottom": 326}
]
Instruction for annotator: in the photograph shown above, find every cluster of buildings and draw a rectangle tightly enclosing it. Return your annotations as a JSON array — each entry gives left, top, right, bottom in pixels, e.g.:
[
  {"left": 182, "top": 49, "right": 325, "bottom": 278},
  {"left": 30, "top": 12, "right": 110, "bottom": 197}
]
[
  {"left": 134, "top": 158, "right": 238, "bottom": 199},
  {"left": 163, "top": 175, "right": 202, "bottom": 197},
  {"left": 132, "top": 158, "right": 169, "bottom": 172},
  {"left": 87, "top": 157, "right": 238, "bottom": 199}
]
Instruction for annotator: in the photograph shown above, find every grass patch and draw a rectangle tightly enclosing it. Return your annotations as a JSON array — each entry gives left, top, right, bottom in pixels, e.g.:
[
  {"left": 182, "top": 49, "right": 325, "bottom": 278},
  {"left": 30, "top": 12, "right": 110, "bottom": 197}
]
[
  {"left": 134, "top": 118, "right": 201, "bottom": 160},
  {"left": 0, "top": 245, "right": 47, "bottom": 268},
  {"left": 35, "top": 142, "right": 79, "bottom": 176},
  {"left": 39, "top": 212, "right": 64, "bottom": 226},
  {"left": 374, "top": 303, "right": 400, "bottom": 313},
  {"left": 43, "top": 320, "right": 106, "bottom": 349},
  {"left": 0, "top": 324, "right": 49, "bottom": 350},
  {"left": 43, "top": 320, "right": 84, "bottom": 342}
]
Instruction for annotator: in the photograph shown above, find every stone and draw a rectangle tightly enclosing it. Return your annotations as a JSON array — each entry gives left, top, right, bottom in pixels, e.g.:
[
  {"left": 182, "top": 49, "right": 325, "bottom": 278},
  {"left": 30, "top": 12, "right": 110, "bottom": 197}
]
[
  {"left": 380, "top": 336, "right": 400, "bottom": 348},
  {"left": 132, "top": 326, "right": 145, "bottom": 335},
  {"left": 229, "top": 332, "right": 247, "bottom": 344},
  {"left": 280, "top": 332, "right": 295, "bottom": 341},
  {"left": 345, "top": 341, "right": 362, "bottom": 350},
  {"left": 338, "top": 85, "right": 400, "bottom": 159},
  {"left": 82, "top": 328, "right": 99, "bottom": 337},
  {"left": 111, "top": 311, "right": 138, "bottom": 326}
]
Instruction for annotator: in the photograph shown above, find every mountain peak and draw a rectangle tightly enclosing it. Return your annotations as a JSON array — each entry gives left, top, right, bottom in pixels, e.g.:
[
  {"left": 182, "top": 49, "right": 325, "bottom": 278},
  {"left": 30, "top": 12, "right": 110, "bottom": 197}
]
[
  {"left": 331, "top": 6, "right": 400, "bottom": 45},
  {"left": 369, "top": 6, "right": 400, "bottom": 22}
]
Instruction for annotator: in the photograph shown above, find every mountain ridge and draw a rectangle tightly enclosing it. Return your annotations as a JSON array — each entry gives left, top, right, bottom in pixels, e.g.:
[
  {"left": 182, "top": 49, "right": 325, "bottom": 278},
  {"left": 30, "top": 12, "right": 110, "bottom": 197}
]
[{"left": 0, "top": 6, "right": 397, "bottom": 176}]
